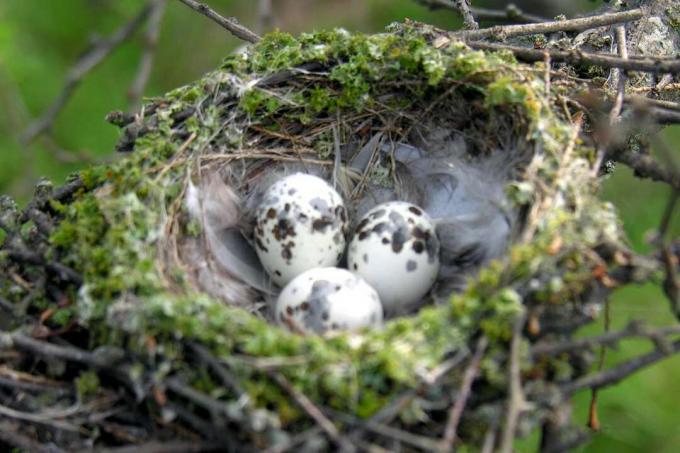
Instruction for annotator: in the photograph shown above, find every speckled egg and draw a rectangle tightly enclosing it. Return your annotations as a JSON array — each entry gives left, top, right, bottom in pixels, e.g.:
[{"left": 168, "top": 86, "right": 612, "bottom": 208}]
[
  {"left": 347, "top": 201, "right": 440, "bottom": 314},
  {"left": 254, "top": 173, "right": 348, "bottom": 286},
  {"left": 276, "top": 267, "right": 383, "bottom": 335}
]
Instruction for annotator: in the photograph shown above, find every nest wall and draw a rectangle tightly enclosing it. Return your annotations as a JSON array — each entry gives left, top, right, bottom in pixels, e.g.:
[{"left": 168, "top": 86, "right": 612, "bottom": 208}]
[{"left": 0, "top": 24, "right": 634, "bottom": 450}]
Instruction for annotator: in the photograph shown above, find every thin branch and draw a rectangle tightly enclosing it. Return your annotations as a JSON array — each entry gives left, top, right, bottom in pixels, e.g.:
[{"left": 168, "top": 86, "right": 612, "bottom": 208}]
[
  {"left": 175, "top": 0, "right": 261, "bottom": 43},
  {"left": 129, "top": 0, "right": 167, "bottom": 111},
  {"left": 470, "top": 4, "right": 547, "bottom": 24},
  {"left": 0, "top": 331, "right": 109, "bottom": 368},
  {"left": 563, "top": 338, "right": 680, "bottom": 395},
  {"left": 455, "top": 0, "right": 479, "bottom": 30},
  {"left": 531, "top": 322, "right": 680, "bottom": 356},
  {"left": 440, "top": 336, "right": 488, "bottom": 451},
  {"left": 0, "top": 421, "right": 67, "bottom": 453},
  {"left": 21, "top": 3, "right": 153, "bottom": 144},
  {"left": 330, "top": 410, "right": 443, "bottom": 452},
  {"left": 630, "top": 82, "right": 680, "bottom": 93},
  {"left": 456, "top": 9, "right": 643, "bottom": 41},
  {"left": 609, "top": 25, "right": 628, "bottom": 122},
  {"left": 258, "top": 0, "right": 273, "bottom": 34},
  {"left": 97, "top": 441, "right": 221, "bottom": 453},
  {"left": 467, "top": 41, "right": 680, "bottom": 74},
  {"left": 612, "top": 147, "right": 680, "bottom": 190},
  {"left": 270, "top": 372, "right": 353, "bottom": 451},
  {"left": 499, "top": 314, "right": 531, "bottom": 453}
]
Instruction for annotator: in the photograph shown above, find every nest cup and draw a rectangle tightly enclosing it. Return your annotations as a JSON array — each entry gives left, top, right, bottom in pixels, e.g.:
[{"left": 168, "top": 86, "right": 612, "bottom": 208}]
[{"left": 1, "top": 24, "right": 629, "bottom": 450}]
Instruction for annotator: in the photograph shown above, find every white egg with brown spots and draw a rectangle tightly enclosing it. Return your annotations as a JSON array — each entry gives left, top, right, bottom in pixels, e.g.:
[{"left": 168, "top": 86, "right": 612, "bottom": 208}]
[
  {"left": 347, "top": 201, "right": 440, "bottom": 315},
  {"left": 276, "top": 267, "right": 383, "bottom": 335},
  {"left": 254, "top": 173, "right": 348, "bottom": 286}
]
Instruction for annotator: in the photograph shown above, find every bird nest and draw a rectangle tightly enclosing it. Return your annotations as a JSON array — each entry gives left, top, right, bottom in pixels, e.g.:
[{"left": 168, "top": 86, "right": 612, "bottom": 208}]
[{"left": 0, "top": 23, "right": 670, "bottom": 452}]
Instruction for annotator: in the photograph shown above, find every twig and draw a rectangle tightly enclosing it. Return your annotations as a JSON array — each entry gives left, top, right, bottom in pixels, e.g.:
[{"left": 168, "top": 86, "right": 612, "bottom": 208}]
[
  {"left": 187, "top": 342, "right": 246, "bottom": 398},
  {"left": 0, "top": 331, "right": 109, "bottom": 368},
  {"left": 531, "top": 322, "right": 680, "bottom": 356},
  {"left": 455, "top": 0, "right": 479, "bottom": 30},
  {"left": 467, "top": 41, "right": 680, "bottom": 74},
  {"left": 330, "top": 410, "right": 443, "bottom": 452},
  {"left": 21, "top": 3, "right": 153, "bottom": 144},
  {"left": 5, "top": 247, "right": 83, "bottom": 285},
  {"left": 470, "top": 4, "right": 547, "bottom": 24},
  {"left": 609, "top": 25, "right": 628, "bottom": 122},
  {"left": 440, "top": 336, "right": 488, "bottom": 451},
  {"left": 270, "top": 372, "right": 353, "bottom": 451},
  {"left": 419, "top": 0, "right": 545, "bottom": 24},
  {"left": 499, "top": 313, "right": 531, "bottom": 453},
  {"left": 563, "top": 338, "right": 680, "bottom": 395},
  {"left": 175, "top": 0, "right": 261, "bottom": 43},
  {"left": 0, "top": 420, "right": 67, "bottom": 453},
  {"left": 612, "top": 147, "right": 680, "bottom": 190},
  {"left": 594, "top": 24, "right": 628, "bottom": 175},
  {"left": 0, "top": 402, "right": 81, "bottom": 432},
  {"left": 365, "top": 349, "right": 470, "bottom": 426},
  {"left": 98, "top": 441, "right": 221, "bottom": 453},
  {"left": 456, "top": 9, "right": 643, "bottom": 41},
  {"left": 258, "top": 0, "right": 273, "bottom": 33},
  {"left": 630, "top": 82, "right": 680, "bottom": 93},
  {"left": 129, "top": 0, "right": 167, "bottom": 111}
]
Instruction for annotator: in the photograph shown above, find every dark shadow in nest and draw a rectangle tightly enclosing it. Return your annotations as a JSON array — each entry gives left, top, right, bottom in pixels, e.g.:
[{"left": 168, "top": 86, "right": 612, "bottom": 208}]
[{"left": 175, "top": 88, "right": 534, "bottom": 326}]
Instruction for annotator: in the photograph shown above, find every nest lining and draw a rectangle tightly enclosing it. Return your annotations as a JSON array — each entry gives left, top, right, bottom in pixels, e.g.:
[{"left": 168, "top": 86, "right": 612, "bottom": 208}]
[{"left": 0, "top": 25, "right": 630, "bottom": 450}]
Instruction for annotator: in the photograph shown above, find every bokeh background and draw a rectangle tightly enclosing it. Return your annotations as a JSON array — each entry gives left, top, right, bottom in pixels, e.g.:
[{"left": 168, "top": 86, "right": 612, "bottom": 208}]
[{"left": 0, "top": 1, "right": 678, "bottom": 451}]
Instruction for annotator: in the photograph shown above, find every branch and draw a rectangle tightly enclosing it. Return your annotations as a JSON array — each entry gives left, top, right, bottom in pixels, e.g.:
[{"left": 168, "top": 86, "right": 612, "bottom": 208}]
[
  {"left": 499, "top": 314, "right": 531, "bottom": 453},
  {"left": 270, "top": 372, "right": 354, "bottom": 451},
  {"left": 611, "top": 147, "right": 680, "bottom": 190},
  {"left": 175, "top": 0, "right": 261, "bottom": 43},
  {"left": 21, "top": 3, "right": 153, "bottom": 144},
  {"left": 563, "top": 338, "right": 680, "bottom": 395},
  {"left": 440, "top": 336, "right": 488, "bottom": 451},
  {"left": 129, "top": 0, "right": 167, "bottom": 111},
  {"left": 418, "top": 0, "right": 546, "bottom": 24},
  {"left": 467, "top": 41, "right": 680, "bottom": 74},
  {"left": 0, "top": 331, "right": 110, "bottom": 368},
  {"left": 532, "top": 322, "right": 680, "bottom": 356},
  {"left": 456, "top": 9, "right": 643, "bottom": 41},
  {"left": 470, "top": 4, "right": 547, "bottom": 24}
]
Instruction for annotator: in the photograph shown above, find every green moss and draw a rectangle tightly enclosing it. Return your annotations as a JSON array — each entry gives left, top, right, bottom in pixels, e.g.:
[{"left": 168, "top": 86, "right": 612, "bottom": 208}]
[{"left": 75, "top": 371, "right": 100, "bottom": 399}]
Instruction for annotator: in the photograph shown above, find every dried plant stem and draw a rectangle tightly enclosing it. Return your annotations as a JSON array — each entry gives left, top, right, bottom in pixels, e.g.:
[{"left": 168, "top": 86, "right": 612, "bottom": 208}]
[{"left": 175, "top": 0, "right": 261, "bottom": 43}]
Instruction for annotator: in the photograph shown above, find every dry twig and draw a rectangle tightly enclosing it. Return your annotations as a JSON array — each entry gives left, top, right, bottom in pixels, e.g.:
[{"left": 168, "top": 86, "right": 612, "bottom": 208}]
[
  {"left": 440, "top": 336, "right": 488, "bottom": 451},
  {"left": 467, "top": 42, "right": 680, "bottom": 74},
  {"left": 456, "top": 9, "right": 643, "bottom": 40},
  {"left": 129, "top": 0, "right": 167, "bottom": 111},
  {"left": 175, "top": 0, "right": 261, "bottom": 43}
]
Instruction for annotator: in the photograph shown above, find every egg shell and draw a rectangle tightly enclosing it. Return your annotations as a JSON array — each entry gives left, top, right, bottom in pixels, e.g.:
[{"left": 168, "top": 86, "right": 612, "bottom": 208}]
[
  {"left": 276, "top": 267, "right": 383, "bottom": 335},
  {"left": 347, "top": 201, "right": 440, "bottom": 315},
  {"left": 254, "top": 173, "right": 348, "bottom": 286}
]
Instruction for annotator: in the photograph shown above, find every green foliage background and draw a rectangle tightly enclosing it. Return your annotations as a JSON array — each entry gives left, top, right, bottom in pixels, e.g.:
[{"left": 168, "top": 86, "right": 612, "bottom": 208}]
[{"left": 0, "top": 1, "right": 677, "bottom": 451}]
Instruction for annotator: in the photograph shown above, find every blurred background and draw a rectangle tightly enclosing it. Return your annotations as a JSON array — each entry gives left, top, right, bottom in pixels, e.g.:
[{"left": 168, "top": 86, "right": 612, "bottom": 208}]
[{"left": 0, "top": 1, "right": 677, "bottom": 451}]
